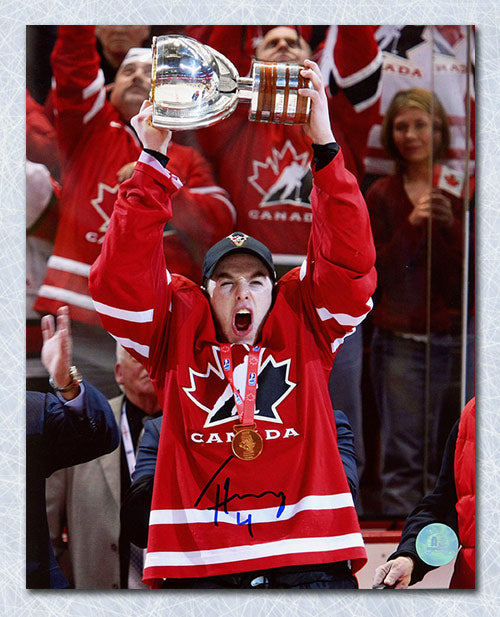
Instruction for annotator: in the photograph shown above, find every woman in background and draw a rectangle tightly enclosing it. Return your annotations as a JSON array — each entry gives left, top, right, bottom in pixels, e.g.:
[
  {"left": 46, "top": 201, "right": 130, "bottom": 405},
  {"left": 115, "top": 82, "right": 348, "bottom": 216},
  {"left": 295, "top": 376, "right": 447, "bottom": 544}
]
[{"left": 365, "top": 88, "right": 465, "bottom": 518}]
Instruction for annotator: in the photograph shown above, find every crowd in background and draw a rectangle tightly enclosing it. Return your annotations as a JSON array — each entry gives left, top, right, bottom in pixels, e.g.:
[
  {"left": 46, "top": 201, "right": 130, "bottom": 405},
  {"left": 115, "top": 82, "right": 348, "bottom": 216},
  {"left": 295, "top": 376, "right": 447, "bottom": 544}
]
[{"left": 26, "top": 24, "right": 475, "bottom": 588}]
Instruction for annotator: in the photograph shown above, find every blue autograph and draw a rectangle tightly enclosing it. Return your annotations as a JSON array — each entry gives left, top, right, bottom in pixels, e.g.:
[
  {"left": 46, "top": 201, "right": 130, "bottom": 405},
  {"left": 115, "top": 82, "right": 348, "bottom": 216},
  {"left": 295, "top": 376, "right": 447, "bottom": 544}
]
[{"left": 194, "top": 455, "right": 286, "bottom": 538}]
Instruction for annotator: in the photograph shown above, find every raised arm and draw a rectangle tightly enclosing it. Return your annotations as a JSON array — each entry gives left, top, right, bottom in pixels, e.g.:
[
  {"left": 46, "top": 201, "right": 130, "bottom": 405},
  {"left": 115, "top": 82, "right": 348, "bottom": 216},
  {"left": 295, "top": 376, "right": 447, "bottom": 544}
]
[
  {"left": 34, "top": 305, "right": 120, "bottom": 473},
  {"left": 51, "top": 26, "right": 109, "bottom": 158},
  {"left": 41, "top": 305, "right": 79, "bottom": 401},
  {"left": 292, "top": 61, "right": 377, "bottom": 354},
  {"left": 88, "top": 101, "right": 183, "bottom": 377},
  {"left": 131, "top": 100, "right": 172, "bottom": 155}
]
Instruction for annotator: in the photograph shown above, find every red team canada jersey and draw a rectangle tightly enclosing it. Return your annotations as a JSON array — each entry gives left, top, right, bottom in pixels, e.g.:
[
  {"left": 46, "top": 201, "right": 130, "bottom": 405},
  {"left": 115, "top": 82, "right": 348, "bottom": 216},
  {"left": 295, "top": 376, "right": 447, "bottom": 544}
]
[
  {"left": 89, "top": 147, "right": 377, "bottom": 584},
  {"left": 197, "top": 112, "right": 314, "bottom": 267},
  {"left": 34, "top": 26, "right": 235, "bottom": 325}
]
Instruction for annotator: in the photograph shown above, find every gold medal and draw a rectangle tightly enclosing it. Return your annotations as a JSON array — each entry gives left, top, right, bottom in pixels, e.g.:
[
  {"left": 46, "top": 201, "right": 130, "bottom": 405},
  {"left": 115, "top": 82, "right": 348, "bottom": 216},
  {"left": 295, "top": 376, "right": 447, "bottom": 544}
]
[{"left": 231, "top": 423, "right": 263, "bottom": 461}]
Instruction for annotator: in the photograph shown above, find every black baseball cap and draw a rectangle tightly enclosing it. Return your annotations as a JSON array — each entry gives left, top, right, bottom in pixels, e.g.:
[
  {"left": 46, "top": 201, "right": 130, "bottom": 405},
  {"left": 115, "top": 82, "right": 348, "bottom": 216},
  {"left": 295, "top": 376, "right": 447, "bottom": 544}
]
[{"left": 202, "top": 232, "right": 276, "bottom": 282}]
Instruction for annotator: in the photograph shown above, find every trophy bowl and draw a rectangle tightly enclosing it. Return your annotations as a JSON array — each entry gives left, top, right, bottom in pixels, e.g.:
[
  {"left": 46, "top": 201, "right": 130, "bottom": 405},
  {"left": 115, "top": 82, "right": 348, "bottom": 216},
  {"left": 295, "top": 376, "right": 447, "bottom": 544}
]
[
  {"left": 150, "top": 35, "right": 240, "bottom": 130},
  {"left": 150, "top": 35, "right": 311, "bottom": 130}
]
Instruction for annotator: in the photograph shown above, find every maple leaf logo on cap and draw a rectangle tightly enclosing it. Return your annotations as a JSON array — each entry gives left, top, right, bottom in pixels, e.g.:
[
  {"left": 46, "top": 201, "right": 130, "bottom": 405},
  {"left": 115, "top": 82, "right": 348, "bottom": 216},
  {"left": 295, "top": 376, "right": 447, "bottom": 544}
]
[{"left": 228, "top": 232, "right": 249, "bottom": 247}]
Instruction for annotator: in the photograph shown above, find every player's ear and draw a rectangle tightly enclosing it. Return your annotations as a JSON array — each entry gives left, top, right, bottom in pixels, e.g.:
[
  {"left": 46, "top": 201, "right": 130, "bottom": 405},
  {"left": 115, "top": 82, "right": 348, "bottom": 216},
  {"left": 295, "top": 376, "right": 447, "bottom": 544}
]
[
  {"left": 114, "top": 362, "right": 124, "bottom": 385},
  {"left": 271, "top": 281, "right": 278, "bottom": 305},
  {"left": 202, "top": 277, "right": 217, "bottom": 299}
]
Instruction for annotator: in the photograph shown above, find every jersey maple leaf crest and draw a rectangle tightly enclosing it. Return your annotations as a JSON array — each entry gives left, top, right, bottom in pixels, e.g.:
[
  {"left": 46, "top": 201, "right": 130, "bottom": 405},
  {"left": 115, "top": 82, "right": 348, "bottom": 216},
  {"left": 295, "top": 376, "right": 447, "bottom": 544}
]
[
  {"left": 90, "top": 182, "right": 119, "bottom": 233},
  {"left": 248, "top": 140, "right": 312, "bottom": 208},
  {"left": 182, "top": 346, "right": 296, "bottom": 428}
]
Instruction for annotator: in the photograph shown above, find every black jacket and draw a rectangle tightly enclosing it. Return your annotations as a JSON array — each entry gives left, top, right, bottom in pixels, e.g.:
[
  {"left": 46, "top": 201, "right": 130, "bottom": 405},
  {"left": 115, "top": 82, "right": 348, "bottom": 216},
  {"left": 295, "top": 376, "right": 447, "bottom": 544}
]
[{"left": 26, "top": 381, "right": 119, "bottom": 588}]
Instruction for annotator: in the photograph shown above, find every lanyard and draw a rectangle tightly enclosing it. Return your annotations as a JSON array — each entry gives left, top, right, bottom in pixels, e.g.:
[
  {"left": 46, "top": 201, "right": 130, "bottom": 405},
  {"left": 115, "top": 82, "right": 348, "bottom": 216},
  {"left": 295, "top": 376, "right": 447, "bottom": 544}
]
[
  {"left": 120, "top": 401, "right": 137, "bottom": 478},
  {"left": 220, "top": 344, "right": 261, "bottom": 426}
]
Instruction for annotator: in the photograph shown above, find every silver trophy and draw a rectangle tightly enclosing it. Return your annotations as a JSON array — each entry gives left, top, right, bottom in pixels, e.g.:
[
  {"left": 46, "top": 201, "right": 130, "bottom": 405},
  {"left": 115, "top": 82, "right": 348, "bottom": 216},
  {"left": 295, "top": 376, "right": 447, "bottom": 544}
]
[{"left": 150, "top": 35, "right": 311, "bottom": 131}]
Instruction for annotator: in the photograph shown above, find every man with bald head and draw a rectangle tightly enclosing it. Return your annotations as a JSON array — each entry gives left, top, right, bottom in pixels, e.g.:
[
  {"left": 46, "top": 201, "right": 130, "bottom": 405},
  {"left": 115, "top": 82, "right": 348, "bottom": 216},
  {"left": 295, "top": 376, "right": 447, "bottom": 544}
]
[{"left": 255, "top": 26, "right": 312, "bottom": 63}]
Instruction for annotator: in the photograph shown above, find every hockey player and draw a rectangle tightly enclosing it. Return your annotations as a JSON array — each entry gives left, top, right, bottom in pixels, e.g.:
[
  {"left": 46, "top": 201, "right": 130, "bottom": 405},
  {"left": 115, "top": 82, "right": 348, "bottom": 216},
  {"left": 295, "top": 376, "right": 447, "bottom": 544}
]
[{"left": 89, "top": 60, "right": 377, "bottom": 588}]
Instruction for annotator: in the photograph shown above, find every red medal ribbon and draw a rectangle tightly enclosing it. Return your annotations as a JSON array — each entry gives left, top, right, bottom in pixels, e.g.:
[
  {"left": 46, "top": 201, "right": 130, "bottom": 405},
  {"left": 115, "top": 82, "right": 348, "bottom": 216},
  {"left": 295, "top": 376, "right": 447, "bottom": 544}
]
[{"left": 220, "top": 344, "right": 261, "bottom": 426}]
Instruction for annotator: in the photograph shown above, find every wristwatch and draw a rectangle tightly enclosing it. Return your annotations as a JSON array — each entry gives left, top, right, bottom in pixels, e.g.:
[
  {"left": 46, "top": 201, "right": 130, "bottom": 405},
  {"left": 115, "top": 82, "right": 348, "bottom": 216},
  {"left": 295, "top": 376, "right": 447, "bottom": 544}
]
[{"left": 49, "top": 365, "right": 83, "bottom": 392}]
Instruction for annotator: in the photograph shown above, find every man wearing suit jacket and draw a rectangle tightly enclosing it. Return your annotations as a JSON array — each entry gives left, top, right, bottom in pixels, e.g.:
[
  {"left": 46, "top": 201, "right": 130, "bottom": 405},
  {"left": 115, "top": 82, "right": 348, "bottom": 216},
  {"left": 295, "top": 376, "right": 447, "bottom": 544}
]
[
  {"left": 46, "top": 343, "right": 162, "bottom": 588},
  {"left": 27, "top": 306, "right": 119, "bottom": 589}
]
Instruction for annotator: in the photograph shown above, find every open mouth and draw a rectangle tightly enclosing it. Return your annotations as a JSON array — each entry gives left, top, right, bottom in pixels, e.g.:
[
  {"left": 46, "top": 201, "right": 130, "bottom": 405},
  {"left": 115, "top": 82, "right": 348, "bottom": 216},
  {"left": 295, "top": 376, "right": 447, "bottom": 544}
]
[{"left": 234, "top": 309, "right": 252, "bottom": 334}]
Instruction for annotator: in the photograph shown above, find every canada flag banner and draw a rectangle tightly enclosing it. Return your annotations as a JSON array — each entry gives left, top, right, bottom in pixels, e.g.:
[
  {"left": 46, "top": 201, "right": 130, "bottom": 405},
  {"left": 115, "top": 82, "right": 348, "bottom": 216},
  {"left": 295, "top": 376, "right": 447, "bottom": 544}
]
[{"left": 432, "top": 164, "right": 465, "bottom": 198}]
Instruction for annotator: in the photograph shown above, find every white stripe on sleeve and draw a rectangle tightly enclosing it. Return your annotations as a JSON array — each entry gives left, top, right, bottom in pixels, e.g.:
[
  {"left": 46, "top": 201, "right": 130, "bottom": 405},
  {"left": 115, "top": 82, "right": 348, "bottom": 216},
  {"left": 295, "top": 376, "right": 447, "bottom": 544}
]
[
  {"left": 316, "top": 297, "right": 373, "bottom": 326},
  {"left": 92, "top": 300, "right": 154, "bottom": 323},
  {"left": 82, "top": 69, "right": 105, "bottom": 99},
  {"left": 37, "top": 285, "right": 95, "bottom": 310},
  {"left": 83, "top": 87, "right": 107, "bottom": 124},
  {"left": 138, "top": 151, "right": 183, "bottom": 189},
  {"left": 47, "top": 255, "right": 91, "bottom": 277},
  {"left": 112, "top": 335, "right": 150, "bottom": 358}
]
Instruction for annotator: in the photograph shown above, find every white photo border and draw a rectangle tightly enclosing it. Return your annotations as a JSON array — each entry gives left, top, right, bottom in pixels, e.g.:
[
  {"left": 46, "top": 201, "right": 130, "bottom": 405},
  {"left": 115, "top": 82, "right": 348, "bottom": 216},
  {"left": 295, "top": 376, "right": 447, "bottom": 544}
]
[{"left": 5, "top": 2, "right": 499, "bottom": 615}]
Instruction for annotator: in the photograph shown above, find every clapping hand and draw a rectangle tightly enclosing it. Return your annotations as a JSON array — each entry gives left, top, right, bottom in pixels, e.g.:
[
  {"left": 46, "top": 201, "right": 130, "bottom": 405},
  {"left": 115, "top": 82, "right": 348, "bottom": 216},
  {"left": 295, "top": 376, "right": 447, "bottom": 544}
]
[{"left": 41, "top": 305, "right": 77, "bottom": 399}]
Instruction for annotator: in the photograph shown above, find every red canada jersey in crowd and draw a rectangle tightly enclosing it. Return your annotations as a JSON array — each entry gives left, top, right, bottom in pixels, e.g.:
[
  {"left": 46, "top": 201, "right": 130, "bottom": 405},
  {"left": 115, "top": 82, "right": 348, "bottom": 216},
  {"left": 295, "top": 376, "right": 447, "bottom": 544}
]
[
  {"left": 26, "top": 90, "right": 61, "bottom": 181},
  {"left": 34, "top": 26, "right": 235, "bottom": 326},
  {"left": 364, "top": 25, "right": 475, "bottom": 177},
  {"left": 184, "top": 25, "right": 315, "bottom": 78},
  {"left": 187, "top": 25, "right": 381, "bottom": 271},
  {"left": 317, "top": 26, "right": 382, "bottom": 180},
  {"left": 197, "top": 111, "right": 314, "bottom": 269},
  {"left": 89, "top": 148, "right": 377, "bottom": 584}
]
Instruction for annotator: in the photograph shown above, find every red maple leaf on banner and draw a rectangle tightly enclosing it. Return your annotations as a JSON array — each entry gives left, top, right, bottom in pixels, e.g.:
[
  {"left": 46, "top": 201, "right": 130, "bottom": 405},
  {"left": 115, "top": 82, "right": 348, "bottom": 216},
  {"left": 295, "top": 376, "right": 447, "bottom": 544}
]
[{"left": 444, "top": 173, "right": 460, "bottom": 188}]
